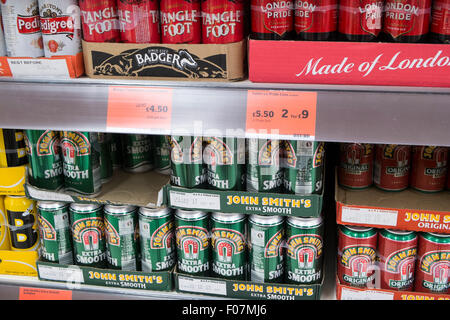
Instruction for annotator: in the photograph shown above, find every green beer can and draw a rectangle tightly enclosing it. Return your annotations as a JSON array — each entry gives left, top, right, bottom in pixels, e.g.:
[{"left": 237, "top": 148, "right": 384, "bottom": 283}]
[
  {"left": 104, "top": 205, "right": 139, "bottom": 271},
  {"left": 110, "top": 134, "right": 123, "bottom": 170},
  {"left": 37, "top": 201, "right": 73, "bottom": 264},
  {"left": 175, "top": 209, "right": 210, "bottom": 276},
  {"left": 121, "top": 134, "right": 153, "bottom": 173},
  {"left": 69, "top": 203, "right": 106, "bottom": 268},
  {"left": 246, "top": 138, "right": 283, "bottom": 193},
  {"left": 152, "top": 135, "right": 171, "bottom": 175},
  {"left": 248, "top": 214, "right": 285, "bottom": 283},
  {"left": 169, "top": 136, "right": 206, "bottom": 188},
  {"left": 98, "top": 133, "right": 113, "bottom": 184},
  {"left": 139, "top": 206, "right": 175, "bottom": 272},
  {"left": 24, "top": 130, "right": 64, "bottom": 191},
  {"left": 286, "top": 215, "right": 324, "bottom": 284},
  {"left": 283, "top": 141, "right": 325, "bottom": 195},
  {"left": 211, "top": 212, "right": 247, "bottom": 280},
  {"left": 61, "top": 131, "right": 102, "bottom": 196},
  {"left": 203, "top": 137, "right": 245, "bottom": 191}
]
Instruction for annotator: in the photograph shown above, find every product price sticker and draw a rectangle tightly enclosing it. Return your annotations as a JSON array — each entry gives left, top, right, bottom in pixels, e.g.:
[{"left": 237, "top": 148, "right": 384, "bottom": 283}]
[
  {"left": 107, "top": 86, "right": 173, "bottom": 133},
  {"left": 246, "top": 90, "right": 317, "bottom": 140}
]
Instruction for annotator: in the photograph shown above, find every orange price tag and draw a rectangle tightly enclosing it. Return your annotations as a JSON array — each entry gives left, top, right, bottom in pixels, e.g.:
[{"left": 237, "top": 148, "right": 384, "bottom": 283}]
[
  {"left": 107, "top": 86, "right": 173, "bottom": 132},
  {"left": 246, "top": 90, "right": 317, "bottom": 138},
  {"left": 19, "top": 287, "right": 72, "bottom": 300}
]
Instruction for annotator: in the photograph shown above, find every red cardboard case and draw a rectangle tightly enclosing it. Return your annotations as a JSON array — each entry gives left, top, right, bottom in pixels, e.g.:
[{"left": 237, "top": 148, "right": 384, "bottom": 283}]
[{"left": 248, "top": 39, "right": 450, "bottom": 87}]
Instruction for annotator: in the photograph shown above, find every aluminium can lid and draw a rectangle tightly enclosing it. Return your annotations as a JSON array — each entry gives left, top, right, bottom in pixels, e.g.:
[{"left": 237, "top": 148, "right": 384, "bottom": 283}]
[
  {"left": 211, "top": 212, "right": 246, "bottom": 223},
  {"left": 69, "top": 203, "right": 102, "bottom": 213},
  {"left": 37, "top": 201, "right": 69, "bottom": 210},
  {"left": 249, "top": 214, "right": 284, "bottom": 226},
  {"left": 139, "top": 206, "right": 172, "bottom": 218},
  {"left": 104, "top": 204, "right": 137, "bottom": 215}
]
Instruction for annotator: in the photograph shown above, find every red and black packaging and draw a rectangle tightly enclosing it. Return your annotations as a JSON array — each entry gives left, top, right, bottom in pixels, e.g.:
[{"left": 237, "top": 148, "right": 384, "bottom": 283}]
[
  {"left": 251, "top": 0, "right": 294, "bottom": 40},
  {"left": 117, "top": 0, "right": 160, "bottom": 43},
  {"left": 383, "top": 0, "right": 432, "bottom": 43},
  {"left": 295, "top": 0, "right": 337, "bottom": 41},
  {"left": 430, "top": 0, "right": 450, "bottom": 44},
  {"left": 201, "top": 0, "right": 245, "bottom": 43},
  {"left": 79, "top": 0, "right": 120, "bottom": 42},
  {"left": 160, "top": 0, "right": 202, "bottom": 43},
  {"left": 338, "top": 0, "right": 384, "bottom": 42}
]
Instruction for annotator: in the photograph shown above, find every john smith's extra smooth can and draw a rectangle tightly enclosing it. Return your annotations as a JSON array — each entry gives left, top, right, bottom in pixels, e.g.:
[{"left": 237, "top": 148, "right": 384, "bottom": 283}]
[
  {"left": 337, "top": 226, "right": 377, "bottom": 287},
  {"left": 0, "top": 129, "right": 27, "bottom": 168},
  {"left": 246, "top": 138, "right": 283, "bottom": 193},
  {"left": 248, "top": 214, "right": 284, "bottom": 283},
  {"left": 410, "top": 146, "right": 448, "bottom": 192},
  {"left": 0, "top": 196, "right": 11, "bottom": 250},
  {"left": 104, "top": 205, "right": 139, "bottom": 271},
  {"left": 378, "top": 229, "right": 417, "bottom": 291},
  {"left": 69, "top": 203, "right": 106, "bottom": 268},
  {"left": 139, "top": 206, "right": 175, "bottom": 272},
  {"left": 5, "top": 196, "right": 39, "bottom": 251},
  {"left": 283, "top": 141, "right": 325, "bottom": 194},
  {"left": 338, "top": 143, "right": 373, "bottom": 189},
  {"left": 152, "top": 135, "right": 171, "bottom": 175},
  {"left": 175, "top": 209, "right": 210, "bottom": 276},
  {"left": 414, "top": 232, "right": 449, "bottom": 294},
  {"left": 121, "top": 134, "right": 153, "bottom": 173},
  {"left": 60, "top": 131, "right": 102, "bottom": 196},
  {"left": 37, "top": 201, "right": 73, "bottom": 264},
  {"left": 374, "top": 144, "right": 411, "bottom": 192},
  {"left": 169, "top": 136, "right": 206, "bottom": 188},
  {"left": 286, "top": 215, "right": 324, "bottom": 284},
  {"left": 203, "top": 137, "right": 245, "bottom": 191},
  {"left": 211, "top": 212, "right": 247, "bottom": 280},
  {"left": 24, "top": 130, "right": 64, "bottom": 191}
]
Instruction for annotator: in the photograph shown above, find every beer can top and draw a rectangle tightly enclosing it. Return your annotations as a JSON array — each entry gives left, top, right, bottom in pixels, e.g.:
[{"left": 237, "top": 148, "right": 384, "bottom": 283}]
[
  {"left": 287, "top": 215, "right": 323, "bottom": 228},
  {"left": 104, "top": 204, "right": 137, "bottom": 215},
  {"left": 422, "top": 232, "right": 450, "bottom": 244},
  {"left": 249, "top": 214, "right": 284, "bottom": 226},
  {"left": 339, "top": 225, "right": 377, "bottom": 238},
  {"left": 383, "top": 229, "right": 415, "bottom": 236},
  {"left": 211, "top": 212, "right": 246, "bottom": 223},
  {"left": 139, "top": 206, "right": 172, "bottom": 218},
  {"left": 175, "top": 209, "right": 208, "bottom": 220},
  {"left": 37, "top": 201, "right": 69, "bottom": 210},
  {"left": 69, "top": 203, "right": 102, "bottom": 213},
  {"left": 381, "top": 229, "right": 417, "bottom": 241}
]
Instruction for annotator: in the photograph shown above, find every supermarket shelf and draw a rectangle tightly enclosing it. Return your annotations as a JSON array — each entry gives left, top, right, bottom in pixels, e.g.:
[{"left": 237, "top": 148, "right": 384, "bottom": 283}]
[{"left": 1, "top": 77, "right": 449, "bottom": 146}]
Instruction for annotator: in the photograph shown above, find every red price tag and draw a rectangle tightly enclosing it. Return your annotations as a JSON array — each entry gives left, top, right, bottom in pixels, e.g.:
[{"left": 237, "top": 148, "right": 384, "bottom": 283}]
[
  {"left": 19, "top": 287, "right": 72, "bottom": 300},
  {"left": 107, "top": 86, "right": 173, "bottom": 132},
  {"left": 246, "top": 90, "right": 317, "bottom": 138}
]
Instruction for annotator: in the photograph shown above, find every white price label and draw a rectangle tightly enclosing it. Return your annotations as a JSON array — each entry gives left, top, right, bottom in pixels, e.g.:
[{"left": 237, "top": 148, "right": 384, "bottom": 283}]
[
  {"left": 169, "top": 191, "right": 221, "bottom": 210},
  {"left": 341, "top": 206, "right": 398, "bottom": 227},
  {"left": 340, "top": 287, "right": 394, "bottom": 300},
  {"left": 8, "top": 58, "right": 70, "bottom": 78},
  {"left": 26, "top": 185, "right": 74, "bottom": 202},
  {"left": 38, "top": 265, "right": 84, "bottom": 283},
  {"left": 178, "top": 276, "right": 227, "bottom": 296}
]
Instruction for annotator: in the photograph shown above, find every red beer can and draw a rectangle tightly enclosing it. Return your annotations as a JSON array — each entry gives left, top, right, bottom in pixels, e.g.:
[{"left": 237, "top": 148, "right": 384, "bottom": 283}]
[
  {"left": 79, "top": 0, "right": 120, "bottom": 42},
  {"left": 251, "top": 0, "right": 294, "bottom": 40},
  {"left": 410, "top": 146, "right": 448, "bottom": 193},
  {"left": 430, "top": 0, "right": 450, "bottom": 44},
  {"left": 38, "top": 0, "right": 82, "bottom": 57},
  {"left": 383, "top": 0, "right": 432, "bottom": 43},
  {"left": 374, "top": 144, "right": 410, "bottom": 192},
  {"left": 414, "top": 232, "right": 449, "bottom": 294},
  {"left": 338, "top": 226, "right": 378, "bottom": 288},
  {"left": 378, "top": 229, "right": 417, "bottom": 291},
  {"left": 447, "top": 167, "right": 450, "bottom": 190},
  {"left": 338, "top": 143, "right": 374, "bottom": 189},
  {"left": 117, "top": 0, "right": 160, "bottom": 43},
  {"left": 338, "top": 0, "right": 383, "bottom": 42},
  {"left": 0, "top": 0, "right": 44, "bottom": 57},
  {"left": 160, "top": 0, "right": 202, "bottom": 44},
  {"left": 201, "top": 0, "right": 245, "bottom": 44},
  {"left": 294, "top": 0, "right": 337, "bottom": 41}
]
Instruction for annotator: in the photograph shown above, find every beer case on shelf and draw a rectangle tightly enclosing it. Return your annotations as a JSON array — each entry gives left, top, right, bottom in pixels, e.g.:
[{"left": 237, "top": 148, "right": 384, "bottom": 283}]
[
  {"left": 173, "top": 266, "right": 323, "bottom": 300},
  {"left": 0, "top": 52, "right": 85, "bottom": 79},
  {"left": 82, "top": 39, "right": 246, "bottom": 82},
  {"left": 36, "top": 260, "right": 174, "bottom": 292},
  {"left": 248, "top": 39, "right": 450, "bottom": 88}
]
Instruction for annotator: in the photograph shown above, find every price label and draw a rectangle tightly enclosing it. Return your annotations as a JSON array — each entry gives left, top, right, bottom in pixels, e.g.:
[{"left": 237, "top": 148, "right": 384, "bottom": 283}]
[
  {"left": 19, "top": 287, "right": 72, "bottom": 300},
  {"left": 246, "top": 90, "right": 317, "bottom": 138},
  {"left": 107, "top": 86, "right": 173, "bottom": 132}
]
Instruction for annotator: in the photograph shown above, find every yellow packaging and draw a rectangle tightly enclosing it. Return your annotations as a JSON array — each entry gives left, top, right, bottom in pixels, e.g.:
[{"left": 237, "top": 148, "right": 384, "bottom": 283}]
[
  {"left": 0, "top": 250, "right": 38, "bottom": 276},
  {"left": 0, "top": 129, "right": 27, "bottom": 168},
  {"left": 0, "top": 196, "right": 11, "bottom": 250},
  {"left": 4, "top": 196, "right": 39, "bottom": 251},
  {"left": 0, "top": 167, "right": 26, "bottom": 195}
]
